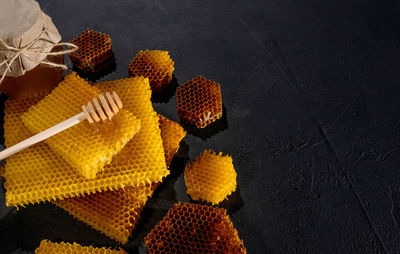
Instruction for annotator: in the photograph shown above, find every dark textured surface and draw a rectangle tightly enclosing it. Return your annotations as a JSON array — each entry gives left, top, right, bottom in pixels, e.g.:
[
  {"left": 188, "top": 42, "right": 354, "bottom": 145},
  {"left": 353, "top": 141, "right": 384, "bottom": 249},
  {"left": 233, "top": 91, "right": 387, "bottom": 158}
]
[{"left": 1, "top": 0, "right": 400, "bottom": 253}]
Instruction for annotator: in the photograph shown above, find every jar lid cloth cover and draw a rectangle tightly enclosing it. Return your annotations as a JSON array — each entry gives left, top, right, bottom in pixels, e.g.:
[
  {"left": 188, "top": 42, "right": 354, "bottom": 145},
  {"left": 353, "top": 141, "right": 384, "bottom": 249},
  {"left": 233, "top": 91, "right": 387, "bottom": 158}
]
[{"left": 0, "top": 0, "right": 77, "bottom": 81}]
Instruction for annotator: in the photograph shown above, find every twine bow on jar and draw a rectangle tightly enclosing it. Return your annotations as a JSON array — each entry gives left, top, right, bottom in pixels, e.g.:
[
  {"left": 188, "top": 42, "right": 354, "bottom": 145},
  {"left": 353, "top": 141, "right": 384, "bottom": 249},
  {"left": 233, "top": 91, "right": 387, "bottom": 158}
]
[{"left": 0, "top": 29, "right": 78, "bottom": 85}]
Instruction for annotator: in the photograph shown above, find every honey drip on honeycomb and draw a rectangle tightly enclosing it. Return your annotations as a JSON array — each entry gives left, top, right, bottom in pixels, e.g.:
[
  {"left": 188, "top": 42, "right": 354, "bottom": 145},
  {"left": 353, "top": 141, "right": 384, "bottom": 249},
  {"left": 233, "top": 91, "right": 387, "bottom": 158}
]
[
  {"left": 176, "top": 76, "right": 223, "bottom": 128},
  {"left": 69, "top": 29, "right": 114, "bottom": 73},
  {"left": 158, "top": 114, "right": 186, "bottom": 166},
  {"left": 53, "top": 114, "right": 184, "bottom": 243},
  {"left": 4, "top": 76, "right": 168, "bottom": 207},
  {"left": 184, "top": 150, "right": 237, "bottom": 205},
  {"left": 128, "top": 50, "right": 174, "bottom": 93},
  {"left": 21, "top": 73, "right": 141, "bottom": 179},
  {"left": 145, "top": 202, "right": 246, "bottom": 254},
  {"left": 35, "top": 239, "right": 127, "bottom": 254}
]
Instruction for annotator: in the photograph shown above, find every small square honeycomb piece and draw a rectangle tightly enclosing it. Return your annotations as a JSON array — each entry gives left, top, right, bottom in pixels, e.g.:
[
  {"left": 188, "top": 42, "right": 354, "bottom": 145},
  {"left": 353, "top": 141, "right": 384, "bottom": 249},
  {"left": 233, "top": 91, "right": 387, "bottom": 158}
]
[
  {"left": 21, "top": 73, "right": 141, "bottom": 179},
  {"left": 54, "top": 184, "right": 157, "bottom": 244},
  {"left": 176, "top": 76, "right": 223, "bottom": 128},
  {"left": 158, "top": 114, "right": 186, "bottom": 166},
  {"left": 69, "top": 29, "right": 114, "bottom": 73},
  {"left": 35, "top": 239, "right": 127, "bottom": 254},
  {"left": 4, "top": 76, "right": 168, "bottom": 207},
  {"left": 127, "top": 50, "right": 174, "bottom": 93},
  {"left": 144, "top": 202, "right": 246, "bottom": 254},
  {"left": 184, "top": 150, "right": 237, "bottom": 205}
]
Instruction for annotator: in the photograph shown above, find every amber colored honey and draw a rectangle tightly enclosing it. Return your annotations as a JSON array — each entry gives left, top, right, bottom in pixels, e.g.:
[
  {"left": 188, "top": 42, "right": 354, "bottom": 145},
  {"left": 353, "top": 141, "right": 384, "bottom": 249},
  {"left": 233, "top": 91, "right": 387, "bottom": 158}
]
[
  {"left": 176, "top": 76, "right": 223, "bottom": 128},
  {"left": 69, "top": 29, "right": 113, "bottom": 73},
  {"left": 128, "top": 50, "right": 174, "bottom": 93},
  {"left": 0, "top": 46, "right": 64, "bottom": 98},
  {"left": 145, "top": 202, "right": 246, "bottom": 253}
]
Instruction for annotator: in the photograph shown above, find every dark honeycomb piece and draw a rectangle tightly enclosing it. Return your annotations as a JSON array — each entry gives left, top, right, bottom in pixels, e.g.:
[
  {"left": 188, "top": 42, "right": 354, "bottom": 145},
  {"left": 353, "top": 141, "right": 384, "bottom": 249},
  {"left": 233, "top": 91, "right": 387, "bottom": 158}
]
[
  {"left": 69, "top": 29, "right": 114, "bottom": 73},
  {"left": 176, "top": 76, "right": 223, "bottom": 128},
  {"left": 127, "top": 50, "right": 174, "bottom": 93},
  {"left": 145, "top": 202, "right": 246, "bottom": 253}
]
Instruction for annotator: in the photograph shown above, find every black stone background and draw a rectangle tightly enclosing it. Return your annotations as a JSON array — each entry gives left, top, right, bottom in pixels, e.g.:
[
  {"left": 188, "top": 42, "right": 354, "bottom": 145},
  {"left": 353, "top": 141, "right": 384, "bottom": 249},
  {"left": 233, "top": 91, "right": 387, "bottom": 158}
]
[{"left": 1, "top": 0, "right": 400, "bottom": 253}]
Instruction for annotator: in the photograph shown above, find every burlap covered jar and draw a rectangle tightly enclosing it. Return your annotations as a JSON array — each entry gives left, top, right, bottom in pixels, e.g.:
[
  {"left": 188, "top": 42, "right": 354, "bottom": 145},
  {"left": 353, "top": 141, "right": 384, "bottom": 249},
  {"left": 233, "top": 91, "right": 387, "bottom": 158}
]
[{"left": 0, "top": 0, "right": 76, "bottom": 97}]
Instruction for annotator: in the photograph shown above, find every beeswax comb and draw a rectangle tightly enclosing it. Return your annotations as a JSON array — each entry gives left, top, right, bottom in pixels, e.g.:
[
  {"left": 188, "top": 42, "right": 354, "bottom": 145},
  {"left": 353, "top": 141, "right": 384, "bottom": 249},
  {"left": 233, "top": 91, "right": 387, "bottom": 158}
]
[
  {"left": 52, "top": 115, "right": 183, "bottom": 243},
  {"left": 21, "top": 73, "right": 141, "bottom": 179},
  {"left": 0, "top": 91, "right": 124, "bottom": 161},
  {"left": 3, "top": 77, "right": 165, "bottom": 207},
  {"left": 35, "top": 239, "right": 128, "bottom": 254}
]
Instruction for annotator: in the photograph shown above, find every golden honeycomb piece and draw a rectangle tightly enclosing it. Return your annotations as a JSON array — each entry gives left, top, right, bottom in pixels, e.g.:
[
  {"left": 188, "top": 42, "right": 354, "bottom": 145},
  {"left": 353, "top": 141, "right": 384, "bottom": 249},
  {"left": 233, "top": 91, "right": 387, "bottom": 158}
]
[
  {"left": 4, "top": 76, "right": 168, "bottom": 207},
  {"left": 176, "top": 76, "right": 223, "bottom": 128},
  {"left": 21, "top": 73, "right": 141, "bottom": 179},
  {"left": 144, "top": 202, "right": 246, "bottom": 254},
  {"left": 54, "top": 184, "right": 157, "bottom": 244},
  {"left": 69, "top": 29, "right": 114, "bottom": 73},
  {"left": 35, "top": 239, "right": 127, "bottom": 254},
  {"left": 52, "top": 114, "right": 182, "bottom": 243},
  {"left": 184, "top": 150, "right": 237, "bottom": 205},
  {"left": 97, "top": 77, "right": 168, "bottom": 181},
  {"left": 158, "top": 114, "right": 186, "bottom": 166},
  {"left": 128, "top": 50, "right": 174, "bottom": 93}
]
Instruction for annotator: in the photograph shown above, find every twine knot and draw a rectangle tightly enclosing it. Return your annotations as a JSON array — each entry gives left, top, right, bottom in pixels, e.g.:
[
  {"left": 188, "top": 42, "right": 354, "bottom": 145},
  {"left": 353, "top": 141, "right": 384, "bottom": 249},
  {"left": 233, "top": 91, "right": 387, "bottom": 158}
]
[{"left": 0, "top": 29, "right": 78, "bottom": 85}]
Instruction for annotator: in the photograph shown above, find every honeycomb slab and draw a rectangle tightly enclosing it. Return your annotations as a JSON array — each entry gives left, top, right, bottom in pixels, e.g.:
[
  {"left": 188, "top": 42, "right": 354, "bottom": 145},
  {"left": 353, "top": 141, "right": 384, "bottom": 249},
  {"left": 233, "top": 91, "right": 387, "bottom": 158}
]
[
  {"left": 53, "top": 114, "right": 181, "bottom": 243},
  {"left": 35, "top": 239, "right": 127, "bottom": 254},
  {"left": 21, "top": 73, "right": 141, "bottom": 179},
  {"left": 185, "top": 150, "right": 237, "bottom": 205},
  {"left": 69, "top": 29, "right": 114, "bottom": 73},
  {"left": 158, "top": 114, "right": 186, "bottom": 166},
  {"left": 4, "top": 77, "right": 168, "bottom": 207},
  {"left": 128, "top": 50, "right": 174, "bottom": 93},
  {"left": 54, "top": 184, "right": 156, "bottom": 244},
  {"left": 176, "top": 76, "right": 223, "bottom": 128},
  {"left": 97, "top": 77, "right": 169, "bottom": 183},
  {"left": 145, "top": 202, "right": 246, "bottom": 253}
]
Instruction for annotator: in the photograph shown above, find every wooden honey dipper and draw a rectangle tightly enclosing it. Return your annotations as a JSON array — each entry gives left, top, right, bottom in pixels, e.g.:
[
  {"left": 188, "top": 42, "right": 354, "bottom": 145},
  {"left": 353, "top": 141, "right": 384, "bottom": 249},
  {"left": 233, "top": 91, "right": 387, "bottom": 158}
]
[{"left": 0, "top": 91, "right": 123, "bottom": 160}]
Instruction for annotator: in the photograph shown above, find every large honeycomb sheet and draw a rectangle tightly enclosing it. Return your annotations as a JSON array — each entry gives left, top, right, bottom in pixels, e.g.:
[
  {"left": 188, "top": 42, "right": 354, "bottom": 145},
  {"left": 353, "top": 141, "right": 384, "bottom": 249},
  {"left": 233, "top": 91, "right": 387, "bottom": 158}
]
[
  {"left": 128, "top": 50, "right": 174, "bottom": 93},
  {"left": 97, "top": 77, "right": 168, "bottom": 184},
  {"left": 4, "top": 77, "right": 168, "bottom": 207},
  {"left": 185, "top": 150, "right": 237, "bottom": 205},
  {"left": 21, "top": 73, "right": 141, "bottom": 179},
  {"left": 52, "top": 114, "right": 183, "bottom": 243},
  {"left": 158, "top": 114, "right": 186, "bottom": 166},
  {"left": 177, "top": 76, "right": 223, "bottom": 128},
  {"left": 35, "top": 239, "right": 127, "bottom": 254},
  {"left": 145, "top": 202, "right": 246, "bottom": 253},
  {"left": 54, "top": 184, "right": 156, "bottom": 244},
  {"left": 69, "top": 29, "right": 114, "bottom": 73}
]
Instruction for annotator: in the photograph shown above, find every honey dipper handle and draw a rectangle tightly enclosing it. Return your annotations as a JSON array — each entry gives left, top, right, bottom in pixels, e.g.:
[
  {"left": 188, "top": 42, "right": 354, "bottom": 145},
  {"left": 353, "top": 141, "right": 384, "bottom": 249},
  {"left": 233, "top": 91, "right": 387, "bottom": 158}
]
[{"left": 0, "top": 112, "right": 86, "bottom": 161}]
